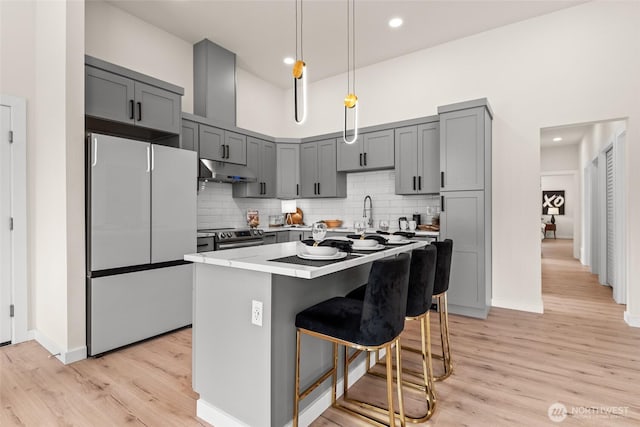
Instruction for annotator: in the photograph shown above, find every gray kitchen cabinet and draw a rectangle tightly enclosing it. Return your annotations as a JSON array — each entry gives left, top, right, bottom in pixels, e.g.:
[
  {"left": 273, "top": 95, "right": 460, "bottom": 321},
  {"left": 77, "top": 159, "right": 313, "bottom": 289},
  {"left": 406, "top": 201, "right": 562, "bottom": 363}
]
[
  {"left": 233, "top": 137, "right": 275, "bottom": 198},
  {"left": 288, "top": 230, "right": 305, "bottom": 241},
  {"left": 438, "top": 98, "right": 492, "bottom": 320},
  {"left": 85, "top": 64, "right": 181, "bottom": 135},
  {"left": 181, "top": 119, "right": 198, "bottom": 152},
  {"left": 276, "top": 232, "right": 290, "bottom": 243},
  {"left": 440, "top": 106, "right": 488, "bottom": 191},
  {"left": 300, "top": 139, "right": 346, "bottom": 198},
  {"left": 337, "top": 129, "right": 394, "bottom": 171},
  {"left": 439, "top": 191, "right": 488, "bottom": 317},
  {"left": 199, "top": 124, "right": 247, "bottom": 165},
  {"left": 276, "top": 143, "right": 300, "bottom": 199},
  {"left": 263, "top": 232, "right": 277, "bottom": 245},
  {"left": 394, "top": 122, "right": 439, "bottom": 194}
]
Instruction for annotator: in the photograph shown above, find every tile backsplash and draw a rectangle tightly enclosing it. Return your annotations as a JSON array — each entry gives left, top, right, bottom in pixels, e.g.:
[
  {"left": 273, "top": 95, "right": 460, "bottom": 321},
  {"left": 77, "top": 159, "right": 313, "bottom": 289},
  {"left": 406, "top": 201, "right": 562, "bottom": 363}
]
[{"left": 197, "top": 170, "right": 440, "bottom": 230}]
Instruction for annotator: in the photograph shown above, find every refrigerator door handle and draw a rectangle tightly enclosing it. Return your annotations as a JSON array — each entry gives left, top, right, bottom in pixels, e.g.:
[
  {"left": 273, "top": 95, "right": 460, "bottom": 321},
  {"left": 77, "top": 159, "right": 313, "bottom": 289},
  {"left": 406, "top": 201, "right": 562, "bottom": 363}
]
[
  {"left": 146, "top": 146, "right": 151, "bottom": 172},
  {"left": 92, "top": 137, "right": 98, "bottom": 167},
  {"left": 151, "top": 146, "right": 155, "bottom": 171}
]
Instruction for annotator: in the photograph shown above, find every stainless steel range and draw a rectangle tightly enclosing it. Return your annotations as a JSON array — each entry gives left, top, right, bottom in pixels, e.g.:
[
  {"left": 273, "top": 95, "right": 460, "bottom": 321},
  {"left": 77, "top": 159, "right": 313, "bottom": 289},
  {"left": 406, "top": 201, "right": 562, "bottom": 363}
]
[{"left": 198, "top": 228, "right": 265, "bottom": 251}]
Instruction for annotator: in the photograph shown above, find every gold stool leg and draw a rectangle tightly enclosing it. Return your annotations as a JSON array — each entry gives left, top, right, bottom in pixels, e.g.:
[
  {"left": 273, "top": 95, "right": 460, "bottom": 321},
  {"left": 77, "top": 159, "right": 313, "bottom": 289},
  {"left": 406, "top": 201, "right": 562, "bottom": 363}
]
[
  {"left": 434, "top": 293, "right": 453, "bottom": 381},
  {"left": 394, "top": 339, "right": 406, "bottom": 427},
  {"left": 293, "top": 329, "right": 301, "bottom": 427},
  {"left": 385, "top": 343, "right": 396, "bottom": 427}
]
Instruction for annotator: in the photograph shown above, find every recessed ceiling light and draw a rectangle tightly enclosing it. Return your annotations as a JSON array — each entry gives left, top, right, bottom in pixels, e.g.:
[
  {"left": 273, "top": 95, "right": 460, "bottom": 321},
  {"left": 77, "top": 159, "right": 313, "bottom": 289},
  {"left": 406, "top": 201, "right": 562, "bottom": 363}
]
[
  {"left": 283, "top": 57, "right": 295, "bottom": 65},
  {"left": 388, "top": 17, "right": 403, "bottom": 28},
  {"left": 553, "top": 137, "right": 563, "bottom": 142}
]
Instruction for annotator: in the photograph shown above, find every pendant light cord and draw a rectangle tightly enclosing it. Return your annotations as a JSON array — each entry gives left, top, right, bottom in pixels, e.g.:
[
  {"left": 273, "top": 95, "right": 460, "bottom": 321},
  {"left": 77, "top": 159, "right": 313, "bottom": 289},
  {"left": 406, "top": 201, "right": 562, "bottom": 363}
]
[
  {"left": 296, "top": 0, "right": 303, "bottom": 60},
  {"left": 346, "top": 0, "right": 355, "bottom": 94}
]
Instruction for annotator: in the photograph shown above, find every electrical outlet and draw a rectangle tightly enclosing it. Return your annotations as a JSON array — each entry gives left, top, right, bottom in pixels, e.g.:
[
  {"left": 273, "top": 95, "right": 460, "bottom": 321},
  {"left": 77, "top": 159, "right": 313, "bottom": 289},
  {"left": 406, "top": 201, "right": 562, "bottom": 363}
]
[{"left": 252, "top": 300, "right": 263, "bottom": 326}]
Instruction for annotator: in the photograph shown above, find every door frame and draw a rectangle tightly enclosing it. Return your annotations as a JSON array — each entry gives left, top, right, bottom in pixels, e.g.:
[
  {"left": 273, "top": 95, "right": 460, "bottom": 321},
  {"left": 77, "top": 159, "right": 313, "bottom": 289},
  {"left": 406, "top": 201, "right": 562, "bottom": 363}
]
[{"left": 0, "top": 94, "right": 28, "bottom": 344}]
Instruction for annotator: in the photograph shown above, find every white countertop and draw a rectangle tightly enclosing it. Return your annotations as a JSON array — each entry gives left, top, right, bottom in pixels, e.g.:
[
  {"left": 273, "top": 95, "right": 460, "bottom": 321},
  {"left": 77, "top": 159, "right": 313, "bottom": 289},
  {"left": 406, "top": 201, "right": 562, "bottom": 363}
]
[
  {"left": 261, "top": 226, "right": 439, "bottom": 238},
  {"left": 185, "top": 240, "right": 428, "bottom": 279}
]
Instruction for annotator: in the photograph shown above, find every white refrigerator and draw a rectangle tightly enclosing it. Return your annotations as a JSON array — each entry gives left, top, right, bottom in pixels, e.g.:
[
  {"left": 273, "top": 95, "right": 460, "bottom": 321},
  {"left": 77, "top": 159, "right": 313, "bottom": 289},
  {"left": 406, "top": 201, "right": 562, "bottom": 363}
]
[{"left": 86, "top": 133, "right": 196, "bottom": 355}]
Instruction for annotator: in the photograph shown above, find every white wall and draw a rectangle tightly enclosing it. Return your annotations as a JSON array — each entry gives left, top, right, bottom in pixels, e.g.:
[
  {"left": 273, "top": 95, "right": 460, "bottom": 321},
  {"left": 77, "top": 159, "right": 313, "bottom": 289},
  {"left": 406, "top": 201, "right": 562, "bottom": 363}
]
[
  {"left": 541, "top": 144, "right": 580, "bottom": 256},
  {"left": 198, "top": 170, "right": 440, "bottom": 230},
  {"left": 85, "top": 0, "right": 194, "bottom": 113},
  {"left": 277, "top": 2, "right": 640, "bottom": 318},
  {"left": 540, "top": 174, "right": 577, "bottom": 239},
  {"left": 1, "top": 0, "right": 86, "bottom": 361},
  {"left": 541, "top": 144, "right": 579, "bottom": 172}
]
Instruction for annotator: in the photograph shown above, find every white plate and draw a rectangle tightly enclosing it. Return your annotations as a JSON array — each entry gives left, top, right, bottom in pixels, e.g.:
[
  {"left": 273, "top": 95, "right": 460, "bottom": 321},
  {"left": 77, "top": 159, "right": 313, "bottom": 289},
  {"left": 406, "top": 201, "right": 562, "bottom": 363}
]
[
  {"left": 352, "top": 244, "right": 386, "bottom": 251},
  {"left": 297, "top": 251, "right": 348, "bottom": 261},
  {"left": 385, "top": 239, "right": 412, "bottom": 245}
]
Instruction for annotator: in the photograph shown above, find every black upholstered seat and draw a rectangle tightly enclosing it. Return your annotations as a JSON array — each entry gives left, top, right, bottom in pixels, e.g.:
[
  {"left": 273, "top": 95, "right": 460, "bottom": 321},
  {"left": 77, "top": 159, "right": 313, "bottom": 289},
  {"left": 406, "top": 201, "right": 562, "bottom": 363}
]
[
  {"left": 344, "top": 246, "right": 439, "bottom": 422},
  {"left": 431, "top": 239, "right": 454, "bottom": 381},
  {"left": 293, "top": 253, "right": 411, "bottom": 427},
  {"left": 346, "top": 246, "right": 437, "bottom": 318}
]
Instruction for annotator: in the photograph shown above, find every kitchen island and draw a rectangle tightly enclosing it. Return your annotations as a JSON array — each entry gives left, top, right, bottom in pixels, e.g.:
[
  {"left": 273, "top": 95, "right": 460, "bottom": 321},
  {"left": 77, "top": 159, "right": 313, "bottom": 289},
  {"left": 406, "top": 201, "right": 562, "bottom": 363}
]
[{"left": 184, "top": 240, "right": 427, "bottom": 427}]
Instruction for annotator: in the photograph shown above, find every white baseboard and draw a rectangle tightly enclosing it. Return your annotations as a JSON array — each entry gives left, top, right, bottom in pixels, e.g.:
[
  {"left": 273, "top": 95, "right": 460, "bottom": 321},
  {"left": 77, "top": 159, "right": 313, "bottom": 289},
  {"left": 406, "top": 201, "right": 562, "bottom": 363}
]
[
  {"left": 624, "top": 311, "right": 640, "bottom": 327},
  {"left": 33, "top": 330, "right": 87, "bottom": 365},
  {"left": 196, "top": 400, "right": 251, "bottom": 427},
  {"left": 196, "top": 354, "right": 371, "bottom": 427},
  {"left": 491, "top": 297, "right": 544, "bottom": 314}
]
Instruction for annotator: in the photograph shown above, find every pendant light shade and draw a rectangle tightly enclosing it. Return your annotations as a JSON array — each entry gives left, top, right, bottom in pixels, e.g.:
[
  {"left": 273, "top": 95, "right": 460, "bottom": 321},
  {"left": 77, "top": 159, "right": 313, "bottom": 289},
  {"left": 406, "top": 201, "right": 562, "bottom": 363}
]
[
  {"left": 293, "top": 0, "right": 307, "bottom": 124},
  {"left": 343, "top": 0, "right": 358, "bottom": 144}
]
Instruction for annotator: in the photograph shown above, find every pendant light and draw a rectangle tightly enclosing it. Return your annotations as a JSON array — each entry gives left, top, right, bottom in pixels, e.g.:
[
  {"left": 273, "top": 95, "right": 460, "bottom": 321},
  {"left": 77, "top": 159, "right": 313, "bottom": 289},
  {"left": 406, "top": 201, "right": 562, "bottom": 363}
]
[
  {"left": 293, "top": 0, "right": 307, "bottom": 124},
  {"left": 343, "top": 0, "right": 358, "bottom": 144}
]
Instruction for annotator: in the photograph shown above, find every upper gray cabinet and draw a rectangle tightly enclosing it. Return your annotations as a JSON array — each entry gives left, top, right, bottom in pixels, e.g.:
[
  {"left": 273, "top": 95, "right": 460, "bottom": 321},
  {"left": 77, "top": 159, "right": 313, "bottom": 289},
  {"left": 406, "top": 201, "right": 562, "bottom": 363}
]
[
  {"left": 300, "top": 139, "right": 346, "bottom": 198},
  {"left": 233, "top": 137, "right": 275, "bottom": 198},
  {"left": 199, "top": 124, "right": 246, "bottom": 165},
  {"left": 276, "top": 143, "right": 300, "bottom": 199},
  {"left": 337, "top": 129, "right": 394, "bottom": 172},
  {"left": 394, "top": 122, "right": 439, "bottom": 194},
  {"left": 439, "top": 107, "right": 487, "bottom": 191},
  {"left": 85, "top": 64, "right": 181, "bottom": 135},
  {"left": 180, "top": 119, "right": 198, "bottom": 152}
]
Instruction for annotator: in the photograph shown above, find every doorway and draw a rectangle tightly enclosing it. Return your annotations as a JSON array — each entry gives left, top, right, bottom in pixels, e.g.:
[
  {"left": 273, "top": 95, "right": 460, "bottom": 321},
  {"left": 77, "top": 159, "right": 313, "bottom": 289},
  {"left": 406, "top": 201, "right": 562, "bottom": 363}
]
[{"left": 0, "top": 94, "right": 28, "bottom": 345}]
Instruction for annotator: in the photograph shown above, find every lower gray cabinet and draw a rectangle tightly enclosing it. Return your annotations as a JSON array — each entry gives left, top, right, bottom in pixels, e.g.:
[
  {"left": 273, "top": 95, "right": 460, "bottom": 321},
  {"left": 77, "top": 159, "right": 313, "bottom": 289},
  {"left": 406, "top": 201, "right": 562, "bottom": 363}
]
[
  {"left": 395, "top": 121, "right": 439, "bottom": 194},
  {"left": 263, "top": 232, "right": 277, "bottom": 245},
  {"left": 439, "top": 190, "right": 490, "bottom": 318}
]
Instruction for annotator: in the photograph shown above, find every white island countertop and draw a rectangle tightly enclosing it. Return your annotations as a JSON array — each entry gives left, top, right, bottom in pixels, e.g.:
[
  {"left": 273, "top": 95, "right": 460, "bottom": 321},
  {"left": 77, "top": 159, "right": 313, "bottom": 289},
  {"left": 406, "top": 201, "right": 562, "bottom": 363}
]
[
  {"left": 261, "top": 226, "right": 439, "bottom": 238},
  {"left": 185, "top": 240, "right": 428, "bottom": 279}
]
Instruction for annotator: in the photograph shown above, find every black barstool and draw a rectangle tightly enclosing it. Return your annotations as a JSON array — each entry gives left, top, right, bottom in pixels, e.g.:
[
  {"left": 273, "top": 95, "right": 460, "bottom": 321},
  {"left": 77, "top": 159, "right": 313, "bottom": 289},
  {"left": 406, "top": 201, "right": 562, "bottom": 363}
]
[
  {"left": 345, "top": 246, "right": 438, "bottom": 422},
  {"left": 432, "top": 239, "right": 453, "bottom": 381},
  {"left": 293, "top": 253, "right": 411, "bottom": 427}
]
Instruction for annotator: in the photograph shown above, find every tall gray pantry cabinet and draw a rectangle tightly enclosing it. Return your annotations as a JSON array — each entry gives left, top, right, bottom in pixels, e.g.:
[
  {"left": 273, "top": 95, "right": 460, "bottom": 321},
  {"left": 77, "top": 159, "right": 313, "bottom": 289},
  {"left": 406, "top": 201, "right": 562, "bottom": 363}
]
[{"left": 438, "top": 99, "right": 493, "bottom": 319}]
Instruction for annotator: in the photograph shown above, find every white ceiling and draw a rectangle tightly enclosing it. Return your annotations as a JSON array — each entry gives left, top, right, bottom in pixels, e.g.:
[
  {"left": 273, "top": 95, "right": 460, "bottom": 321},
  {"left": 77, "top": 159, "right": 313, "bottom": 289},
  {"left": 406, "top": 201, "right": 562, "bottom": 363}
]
[
  {"left": 540, "top": 124, "right": 592, "bottom": 148},
  {"left": 104, "top": 0, "right": 585, "bottom": 89}
]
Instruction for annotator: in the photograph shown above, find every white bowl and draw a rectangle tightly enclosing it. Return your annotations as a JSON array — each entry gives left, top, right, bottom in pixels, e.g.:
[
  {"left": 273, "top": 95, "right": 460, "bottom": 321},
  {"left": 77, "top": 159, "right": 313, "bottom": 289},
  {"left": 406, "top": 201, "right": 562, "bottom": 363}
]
[
  {"left": 387, "top": 234, "right": 404, "bottom": 242},
  {"left": 305, "top": 245, "right": 338, "bottom": 256},
  {"left": 350, "top": 238, "right": 378, "bottom": 248}
]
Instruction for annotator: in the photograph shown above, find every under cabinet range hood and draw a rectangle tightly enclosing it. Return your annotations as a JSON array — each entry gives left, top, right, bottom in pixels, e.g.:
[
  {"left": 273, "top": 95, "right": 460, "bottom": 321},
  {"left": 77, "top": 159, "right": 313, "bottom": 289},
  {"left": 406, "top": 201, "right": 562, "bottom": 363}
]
[{"left": 199, "top": 159, "right": 257, "bottom": 183}]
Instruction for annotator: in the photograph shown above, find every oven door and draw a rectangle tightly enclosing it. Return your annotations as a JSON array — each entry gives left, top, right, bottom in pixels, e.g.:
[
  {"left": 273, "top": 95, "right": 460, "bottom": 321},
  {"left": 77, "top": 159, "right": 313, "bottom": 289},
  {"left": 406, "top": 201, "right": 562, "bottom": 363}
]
[{"left": 216, "top": 239, "right": 265, "bottom": 251}]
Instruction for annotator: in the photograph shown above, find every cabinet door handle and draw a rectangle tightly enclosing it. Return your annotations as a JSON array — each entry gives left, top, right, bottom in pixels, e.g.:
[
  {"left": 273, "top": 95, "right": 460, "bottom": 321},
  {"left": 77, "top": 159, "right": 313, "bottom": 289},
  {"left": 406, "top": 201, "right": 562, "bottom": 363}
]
[
  {"left": 441, "top": 171, "right": 445, "bottom": 188},
  {"left": 296, "top": 183, "right": 299, "bottom": 196},
  {"left": 129, "top": 100, "right": 134, "bottom": 120},
  {"left": 413, "top": 176, "right": 416, "bottom": 190},
  {"left": 223, "top": 144, "right": 228, "bottom": 159},
  {"left": 317, "top": 182, "right": 320, "bottom": 195},
  {"left": 359, "top": 153, "right": 362, "bottom": 166},
  {"left": 441, "top": 195, "right": 445, "bottom": 212},
  {"left": 137, "top": 102, "right": 142, "bottom": 121},
  {"left": 364, "top": 152, "right": 367, "bottom": 166},
  {"left": 418, "top": 176, "right": 422, "bottom": 190},
  {"left": 220, "top": 145, "right": 224, "bottom": 159},
  {"left": 263, "top": 182, "right": 266, "bottom": 194}
]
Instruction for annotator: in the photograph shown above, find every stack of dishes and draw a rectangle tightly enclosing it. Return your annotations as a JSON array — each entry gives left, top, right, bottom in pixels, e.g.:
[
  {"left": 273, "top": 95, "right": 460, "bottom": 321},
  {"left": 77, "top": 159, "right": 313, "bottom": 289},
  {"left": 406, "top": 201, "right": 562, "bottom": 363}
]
[
  {"left": 350, "top": 237, "right": 385, "bottom": 251},
  {"left": 385, "top": 234, "right": 412, "bottom": 245},
  {"left": 297, "top": 244, "right": 346, "bottom": 260}
]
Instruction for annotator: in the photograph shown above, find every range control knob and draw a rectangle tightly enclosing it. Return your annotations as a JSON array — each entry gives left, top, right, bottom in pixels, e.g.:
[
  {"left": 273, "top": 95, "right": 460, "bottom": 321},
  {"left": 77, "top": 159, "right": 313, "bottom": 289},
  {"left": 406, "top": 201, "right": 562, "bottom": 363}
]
[{"left": 257, "top": 229, "right": 263, "bottom": 235}]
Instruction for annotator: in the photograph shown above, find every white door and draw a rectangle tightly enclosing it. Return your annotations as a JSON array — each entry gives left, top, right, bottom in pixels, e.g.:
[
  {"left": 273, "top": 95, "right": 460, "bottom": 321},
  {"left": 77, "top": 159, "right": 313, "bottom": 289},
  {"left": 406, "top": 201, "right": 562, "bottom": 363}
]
[
  {"left": 90, "top": 134, "right": 151, "bottom": 271},
  {"left": 150, "top": 145, "right": 196, "bottom": 263},
  {"left": 606, "top": 147, "right": 615, "bottom": 288},
  {"left": 0, "top": 104, "right": 12, "bottom": 343}
]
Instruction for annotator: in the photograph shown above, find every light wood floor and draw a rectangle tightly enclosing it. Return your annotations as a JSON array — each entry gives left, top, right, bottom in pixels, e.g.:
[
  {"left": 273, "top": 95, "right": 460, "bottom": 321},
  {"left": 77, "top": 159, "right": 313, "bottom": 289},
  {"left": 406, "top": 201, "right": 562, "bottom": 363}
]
[{"left": 2, "top": 239, "right": 639, "bottom": 426}]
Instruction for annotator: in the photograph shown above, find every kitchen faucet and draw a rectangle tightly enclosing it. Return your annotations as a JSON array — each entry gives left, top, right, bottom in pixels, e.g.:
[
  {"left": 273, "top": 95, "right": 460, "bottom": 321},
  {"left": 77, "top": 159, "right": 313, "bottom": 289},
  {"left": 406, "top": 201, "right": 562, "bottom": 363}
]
[{"left": 363, "top": 195, "right": 373, "bottom": 228}]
